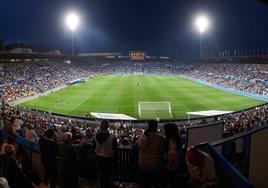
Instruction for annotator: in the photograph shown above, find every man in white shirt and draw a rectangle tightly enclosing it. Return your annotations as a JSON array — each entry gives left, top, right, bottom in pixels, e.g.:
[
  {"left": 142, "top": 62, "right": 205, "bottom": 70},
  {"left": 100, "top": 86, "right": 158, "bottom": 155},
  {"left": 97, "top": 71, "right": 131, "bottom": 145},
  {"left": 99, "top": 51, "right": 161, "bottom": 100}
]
[{"left": 25, "top": 124, "right": 39, "bottom": 142}]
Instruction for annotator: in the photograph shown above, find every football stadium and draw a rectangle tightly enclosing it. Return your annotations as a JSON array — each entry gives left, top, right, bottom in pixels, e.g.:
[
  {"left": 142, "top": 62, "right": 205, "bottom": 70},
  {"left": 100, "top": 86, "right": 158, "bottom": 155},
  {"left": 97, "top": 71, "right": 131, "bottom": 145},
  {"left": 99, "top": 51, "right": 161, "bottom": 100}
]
[
  {"left": 1, "top": 1, "right": 268, "bottom": 188},
  {"left": 19, "top": 69, "right": 264, "bottom": 120}
]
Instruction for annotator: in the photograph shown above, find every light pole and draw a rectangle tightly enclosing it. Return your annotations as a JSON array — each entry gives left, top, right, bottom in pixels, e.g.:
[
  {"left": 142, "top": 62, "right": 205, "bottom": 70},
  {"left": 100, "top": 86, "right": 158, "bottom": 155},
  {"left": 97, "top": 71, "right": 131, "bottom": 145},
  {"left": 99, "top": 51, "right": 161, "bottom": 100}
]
[
  {"left": 195, "top": 15, "right": 209, "bottom": 59},
  {"left": 65, "top": 12, "right": 80, "bottom": 56},
  {"left": 200, "top": 32, "right": 203, "bottom": 59},
  {"left": 71, "top": 30, "right": 74, "bottom": 56}
]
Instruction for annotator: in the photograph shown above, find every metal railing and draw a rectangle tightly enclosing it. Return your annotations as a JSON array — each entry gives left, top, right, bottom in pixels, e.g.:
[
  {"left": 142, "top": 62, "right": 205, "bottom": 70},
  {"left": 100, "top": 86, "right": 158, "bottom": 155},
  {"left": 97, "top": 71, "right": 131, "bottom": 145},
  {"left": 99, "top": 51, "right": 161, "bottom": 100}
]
[
  {"left": 1, "top": 131, "right": 140, "bottom": 183},
  {"left": 2, "top": 126, "right": 267, "bottom": 187}
]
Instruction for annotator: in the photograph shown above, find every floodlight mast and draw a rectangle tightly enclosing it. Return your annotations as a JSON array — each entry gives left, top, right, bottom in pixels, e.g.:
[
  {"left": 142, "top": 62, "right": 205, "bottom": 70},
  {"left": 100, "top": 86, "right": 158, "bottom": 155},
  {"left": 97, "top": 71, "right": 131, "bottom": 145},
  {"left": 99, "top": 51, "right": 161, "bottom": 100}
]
[
  {"left": 71, "top": 31, "right": 74, "bottom": 57},
  {"left": 195, "top": 15, "right": 209, "bottom": 59},
  {"left": 65, "top": 12, "right": 79, "bottom": 56}
]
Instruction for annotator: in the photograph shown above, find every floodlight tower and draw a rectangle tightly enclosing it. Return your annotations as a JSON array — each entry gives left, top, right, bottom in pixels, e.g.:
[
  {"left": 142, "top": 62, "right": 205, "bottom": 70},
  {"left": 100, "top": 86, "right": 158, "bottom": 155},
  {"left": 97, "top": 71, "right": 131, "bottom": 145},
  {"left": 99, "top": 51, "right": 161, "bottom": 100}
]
[
  {"left": 65, "top": 12, "right": 80, "bottom": 56},
  {"left": 195, "top": 15, "right": 210, "bottom": 58}
]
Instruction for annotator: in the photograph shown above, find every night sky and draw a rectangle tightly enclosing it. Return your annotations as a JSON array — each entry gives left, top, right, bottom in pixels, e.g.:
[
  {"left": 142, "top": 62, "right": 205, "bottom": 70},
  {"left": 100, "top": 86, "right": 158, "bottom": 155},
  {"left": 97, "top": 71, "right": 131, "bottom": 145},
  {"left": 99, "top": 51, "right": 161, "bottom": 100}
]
[{"left": 0, "top": 0, "right": 268, "bottom": 57}]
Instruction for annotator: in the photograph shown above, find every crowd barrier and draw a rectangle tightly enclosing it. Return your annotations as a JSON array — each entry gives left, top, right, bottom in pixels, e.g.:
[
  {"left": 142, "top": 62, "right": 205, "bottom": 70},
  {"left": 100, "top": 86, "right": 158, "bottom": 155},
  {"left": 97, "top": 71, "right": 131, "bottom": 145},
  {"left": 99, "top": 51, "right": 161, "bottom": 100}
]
[
  {"left": 196, "top": 125, "right": 268, "bottom": 188},
  {"left": 0, "top": 130, "right": 139, "bottom": 182},
  {"left": 1, "top": 125, "right": 268, "bottom": 187}
]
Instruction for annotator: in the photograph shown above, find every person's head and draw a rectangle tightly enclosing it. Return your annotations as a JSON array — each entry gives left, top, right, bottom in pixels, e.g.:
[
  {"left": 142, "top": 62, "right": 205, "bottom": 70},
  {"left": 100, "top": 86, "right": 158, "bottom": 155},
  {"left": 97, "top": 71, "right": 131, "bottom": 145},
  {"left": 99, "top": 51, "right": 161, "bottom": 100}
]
[
  {"left": 46, "top": 129, "right": 55, "bottom": 139},
  {"left": 146, "top": 120, "right": 158, "bottom": 134},
  {"left": 186, "top": 146, "right": 202, "bottom": 167},
  {"left": 28, "top": 124, "right": 34, "bottom": 130},
  {"left": 100, "top": 120, "right": 109, "bottom": 131},
  {"left": 164, "top": 123, "right": 180, "bottom": 140},
  {"left": 62, "top": 132, "right": 72, "bottom": 142}
]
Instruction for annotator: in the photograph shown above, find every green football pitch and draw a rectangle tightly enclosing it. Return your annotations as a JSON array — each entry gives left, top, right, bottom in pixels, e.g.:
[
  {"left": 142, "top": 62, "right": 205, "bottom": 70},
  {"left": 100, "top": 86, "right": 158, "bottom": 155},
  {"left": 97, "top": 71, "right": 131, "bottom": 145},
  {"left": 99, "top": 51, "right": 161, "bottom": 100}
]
[{"left": 19, "top": 75, "right": 265, "bottom": 120}]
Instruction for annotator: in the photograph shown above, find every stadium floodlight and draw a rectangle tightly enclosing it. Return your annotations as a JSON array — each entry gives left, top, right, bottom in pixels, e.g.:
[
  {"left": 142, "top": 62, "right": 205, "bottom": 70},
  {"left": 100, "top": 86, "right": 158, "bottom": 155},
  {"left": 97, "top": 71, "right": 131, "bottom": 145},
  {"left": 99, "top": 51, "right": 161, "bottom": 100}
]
[
  {"left": 65, "top": 12, "right": 80, "bottom": 56},
  {"left": 66, "top": 13, "right": 79, "bottom": 31},
  {"left": 195, "top": 15, "right": 210, "bottom": 58},
  {"left": 195, "top": 15, "right": 209, "bottom": 34}
]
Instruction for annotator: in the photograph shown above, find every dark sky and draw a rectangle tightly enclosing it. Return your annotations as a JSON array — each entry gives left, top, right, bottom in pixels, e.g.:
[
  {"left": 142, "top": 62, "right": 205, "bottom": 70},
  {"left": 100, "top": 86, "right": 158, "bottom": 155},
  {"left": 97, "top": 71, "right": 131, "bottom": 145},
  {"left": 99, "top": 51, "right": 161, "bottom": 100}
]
[{"left": 0, "top": 0, "right": 268, "bottom": 57}]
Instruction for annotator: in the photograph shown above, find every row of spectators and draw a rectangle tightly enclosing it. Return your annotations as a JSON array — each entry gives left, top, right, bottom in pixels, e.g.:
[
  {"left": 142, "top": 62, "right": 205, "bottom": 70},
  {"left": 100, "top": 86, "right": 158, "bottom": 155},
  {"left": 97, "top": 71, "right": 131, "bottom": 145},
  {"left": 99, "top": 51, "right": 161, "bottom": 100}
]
[
  {"left": 184, "top": 63, "right": 268, "bottom": 96},
  {"left": 0, "top": 111, "right": 217, "bottom": 188},
  {"left": 2, "top": 104, "right": 264, "bottom": 187},
  {"left": 0, "top": 61, "right": 95, "bottom": 103},
  {"left": 2, "top": 102, "right": 265, "bottom": 187},
  {"left": 0, "top": 60, "right": 267, "bottom": 141},
  {"left": 1, "top": 61, "right": 268, "bottom": 104},
  {"left": 1, "top": 100, "right": 268, "bottom": 147},
  {"left": 221, "top": 105, "right": 268, "bottom": 137}
]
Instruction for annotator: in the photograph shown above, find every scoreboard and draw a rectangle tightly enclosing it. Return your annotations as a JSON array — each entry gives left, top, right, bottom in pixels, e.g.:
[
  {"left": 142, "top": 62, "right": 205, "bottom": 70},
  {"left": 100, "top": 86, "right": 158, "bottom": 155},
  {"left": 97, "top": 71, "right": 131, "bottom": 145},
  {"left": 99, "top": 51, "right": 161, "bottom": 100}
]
[{"left": 129, "top": 51, "right": 146, "bottom": 60}]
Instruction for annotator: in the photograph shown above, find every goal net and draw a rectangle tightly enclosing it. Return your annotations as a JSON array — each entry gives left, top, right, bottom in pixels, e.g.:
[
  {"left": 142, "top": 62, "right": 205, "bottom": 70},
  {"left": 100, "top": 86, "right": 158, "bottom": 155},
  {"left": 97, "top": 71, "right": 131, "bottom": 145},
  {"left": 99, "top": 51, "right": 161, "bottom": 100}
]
[{"left": 138, "top": 101, "right": 173, "bottom": 119}]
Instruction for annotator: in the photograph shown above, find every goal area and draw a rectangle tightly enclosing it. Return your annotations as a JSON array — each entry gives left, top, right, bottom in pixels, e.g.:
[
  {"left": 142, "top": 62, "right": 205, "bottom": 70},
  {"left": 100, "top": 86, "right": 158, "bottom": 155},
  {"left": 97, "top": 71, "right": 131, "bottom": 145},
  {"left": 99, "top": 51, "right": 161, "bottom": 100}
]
[{"left": 138, "top": 101, "right": 173, "bottom": 119}]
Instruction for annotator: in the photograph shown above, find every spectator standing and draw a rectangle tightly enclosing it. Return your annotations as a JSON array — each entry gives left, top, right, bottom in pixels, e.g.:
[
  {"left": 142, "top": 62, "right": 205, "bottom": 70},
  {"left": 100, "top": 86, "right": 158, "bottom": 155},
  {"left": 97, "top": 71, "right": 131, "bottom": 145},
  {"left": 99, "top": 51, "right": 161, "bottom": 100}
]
[
  {"left": 13, "top": 116, "right": 23, "bottom": 132},
  {"left": 39, "top": 130, "right": 47, "bottom": 168},
  {"left": 3, "top": 117, "right": 16, "bottom": 137},
  {"left": 42, "top": 129, "right": 58, "bottom": 188},
  {"left": 95, "top": 120, "right": 118, "bottom": 188},
  {"left": 0, "top": 146, "right": 24, "bottom": 188},
  {"left": 164, "top": 123, "right": 182, "bottom": 187},
  {"left": 25, "top": 124, "right": 39, "bottom": 142},
  {"left": 58, "top": 132, "right": 79, "bottom": 188},
  {"left": 139, "top": 120, "right": 165, "bottom": 188}
]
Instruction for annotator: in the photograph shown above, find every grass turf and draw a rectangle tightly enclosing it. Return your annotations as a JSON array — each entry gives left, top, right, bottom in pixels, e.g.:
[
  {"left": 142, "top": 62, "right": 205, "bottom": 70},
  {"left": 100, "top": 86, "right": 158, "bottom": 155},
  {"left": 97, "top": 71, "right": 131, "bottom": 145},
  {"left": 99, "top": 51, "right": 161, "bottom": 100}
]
[{"left": 19, "top": 75, "right": 265, "bottom": 120}]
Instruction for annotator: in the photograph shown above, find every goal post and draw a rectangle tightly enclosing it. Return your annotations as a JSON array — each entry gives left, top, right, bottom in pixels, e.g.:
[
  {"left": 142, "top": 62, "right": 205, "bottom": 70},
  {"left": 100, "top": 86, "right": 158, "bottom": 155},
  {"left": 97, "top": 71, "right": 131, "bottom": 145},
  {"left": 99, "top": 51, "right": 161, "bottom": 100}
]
[{"left": 138, "top": 101, "right": 173, "bottom": 119}]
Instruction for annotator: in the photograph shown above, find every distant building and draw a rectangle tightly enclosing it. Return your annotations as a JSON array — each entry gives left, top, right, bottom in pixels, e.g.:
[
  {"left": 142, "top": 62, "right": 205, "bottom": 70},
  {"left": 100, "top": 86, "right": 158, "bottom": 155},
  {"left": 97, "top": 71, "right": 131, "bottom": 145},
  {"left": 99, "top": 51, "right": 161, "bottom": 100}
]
[{"left": 9, "top": 48, "right": 32, "bottom": 54}]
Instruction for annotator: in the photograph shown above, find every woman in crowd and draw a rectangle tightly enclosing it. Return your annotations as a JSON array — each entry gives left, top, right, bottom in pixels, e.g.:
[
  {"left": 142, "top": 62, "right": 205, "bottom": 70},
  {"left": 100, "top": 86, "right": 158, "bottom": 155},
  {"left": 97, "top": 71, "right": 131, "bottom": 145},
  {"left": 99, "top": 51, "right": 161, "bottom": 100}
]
[{"left": 164, "top": 123, "right": 183, "bottom": 187}]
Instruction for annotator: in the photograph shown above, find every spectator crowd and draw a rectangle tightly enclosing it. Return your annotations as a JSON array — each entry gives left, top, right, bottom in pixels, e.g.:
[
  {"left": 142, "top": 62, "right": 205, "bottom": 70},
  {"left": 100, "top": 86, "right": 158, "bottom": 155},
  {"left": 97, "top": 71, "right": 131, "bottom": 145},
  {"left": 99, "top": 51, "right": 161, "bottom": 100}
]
[
  {"left": 184, "top": 63, "right": 268, "bottom": 97},
  {"left": 0, "top": 100, "right": 267, "bottom": 187},
  {"left": 0, "top": 60, "right": 267, "bottom": 187},
  {"left": 1, "top": 61, "right": 268, "bottom": 104}
]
